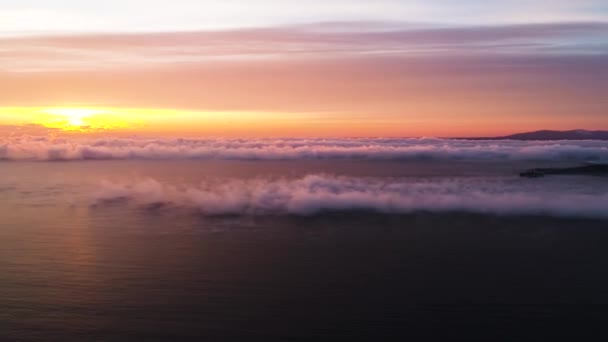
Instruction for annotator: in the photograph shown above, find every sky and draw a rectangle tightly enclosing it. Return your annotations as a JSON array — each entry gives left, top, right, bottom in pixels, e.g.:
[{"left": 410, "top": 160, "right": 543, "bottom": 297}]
[{"left": 0, "top": 1, "right": 607, "bottom": 137}]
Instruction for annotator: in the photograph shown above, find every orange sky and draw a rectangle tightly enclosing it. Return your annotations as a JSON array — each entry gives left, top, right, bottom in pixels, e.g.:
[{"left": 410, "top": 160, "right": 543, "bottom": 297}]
[{"left": 1, "top": 23, "right": 607, "bottom": 137}]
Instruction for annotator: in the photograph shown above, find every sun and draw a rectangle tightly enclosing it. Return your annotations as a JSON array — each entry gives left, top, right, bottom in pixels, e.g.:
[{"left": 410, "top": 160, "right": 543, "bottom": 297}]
[
  {"left": 66, "top": 114, "right": 85, "bottom": 127},
  {"left": 39, "top": 107, "right": 107, "bottom": 130},
  {"left": 55, "top": 112, "right": 85, "bottom": 127}
]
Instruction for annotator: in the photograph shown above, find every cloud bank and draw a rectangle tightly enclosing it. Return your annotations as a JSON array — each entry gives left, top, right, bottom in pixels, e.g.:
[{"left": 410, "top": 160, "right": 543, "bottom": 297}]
[
  {"left": 1, "top": 137, "right": 608, "bottom": 162},
  {"left": 93, "top": 174, "right": 608, "bottom": 218}
]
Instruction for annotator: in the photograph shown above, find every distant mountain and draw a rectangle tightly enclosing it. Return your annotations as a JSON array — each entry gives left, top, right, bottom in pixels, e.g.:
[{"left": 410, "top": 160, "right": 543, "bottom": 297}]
[
  {"left": 503, "top": 130, "right": 608, "bottom": 141},
  {"left": 465, "top": 130, "right": 608, "bottom": 141}
]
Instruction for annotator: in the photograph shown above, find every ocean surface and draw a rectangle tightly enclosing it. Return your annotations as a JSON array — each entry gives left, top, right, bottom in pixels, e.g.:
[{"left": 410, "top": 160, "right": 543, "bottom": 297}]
[{"left": 2, "top": 155, "right": 608, "bottom": 340}]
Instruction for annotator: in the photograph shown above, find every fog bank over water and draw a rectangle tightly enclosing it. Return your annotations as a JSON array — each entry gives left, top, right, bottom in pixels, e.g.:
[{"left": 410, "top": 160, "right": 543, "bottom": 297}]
[
  {"left": 1, "top": 137, "right": 608, "bottom": 162},
  {"left": 92, "top": 174, "right": 608, "bottom": 218},
  {"left": 0, "top": 156, "right": 606, "bottom": 219}
]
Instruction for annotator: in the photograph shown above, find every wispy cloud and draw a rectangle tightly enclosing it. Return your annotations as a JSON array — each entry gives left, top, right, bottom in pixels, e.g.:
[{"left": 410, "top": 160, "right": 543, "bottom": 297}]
[
  {"left": 1, "top": 0, "right": 607, "bottom": 34},
  {"left": 2, "top": 22, "right": 607, "bottom": 72}
]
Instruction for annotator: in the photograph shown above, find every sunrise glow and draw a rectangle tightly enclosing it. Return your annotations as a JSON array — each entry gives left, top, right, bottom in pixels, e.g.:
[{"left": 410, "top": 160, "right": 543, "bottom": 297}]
[{"left": 0, "top": 1, "right": 605, "bottom": 138}]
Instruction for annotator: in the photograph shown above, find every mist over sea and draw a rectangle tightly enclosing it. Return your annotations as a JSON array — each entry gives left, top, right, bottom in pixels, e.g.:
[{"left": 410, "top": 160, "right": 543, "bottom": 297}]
[{"left": 2, "top": 138, "right": 608, "bottom": 341}]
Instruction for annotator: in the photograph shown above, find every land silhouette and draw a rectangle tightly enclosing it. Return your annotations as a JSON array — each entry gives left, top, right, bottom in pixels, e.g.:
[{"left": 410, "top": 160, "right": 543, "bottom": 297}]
[{"left": 466, "top": 130, "right": 608, "bottom": 141}]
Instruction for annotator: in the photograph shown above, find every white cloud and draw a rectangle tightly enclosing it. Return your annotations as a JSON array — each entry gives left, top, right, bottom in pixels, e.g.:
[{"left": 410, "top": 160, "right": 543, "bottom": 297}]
[
  {"left": 92, "top": 174, "right": 608, "bottom": 218},
  {"left": 1, "top": 136, "right": 607, "bottom": 162},
  {"left": 0, "top": 0, "right": 606, "bottom": 34}
]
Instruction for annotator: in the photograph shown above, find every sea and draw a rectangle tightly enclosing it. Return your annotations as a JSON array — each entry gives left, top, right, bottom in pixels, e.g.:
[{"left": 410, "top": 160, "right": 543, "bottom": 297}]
[{"left": 1, "top": 138, "right": 608, "bottom": 341}]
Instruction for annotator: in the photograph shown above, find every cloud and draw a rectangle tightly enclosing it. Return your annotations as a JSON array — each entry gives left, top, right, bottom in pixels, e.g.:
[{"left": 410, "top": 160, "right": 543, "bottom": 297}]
[
  {"left": 2, "top": 22, "right": 607, "bottom": 72},
  {"left": 0, "top": 124, "right": 59, "bottom": 136},
  {"left": 1, "top": 136, "right": 607, "bottom": 162},
  {"left": 92, "top": 174, "right": 608, "bottom": 218},
  {"left": 1, "top": 1, "right": 607, "bottom": 34}
]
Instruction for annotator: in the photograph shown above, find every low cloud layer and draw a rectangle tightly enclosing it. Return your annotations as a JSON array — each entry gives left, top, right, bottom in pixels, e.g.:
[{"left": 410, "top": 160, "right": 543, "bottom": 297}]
[
  {"left": 1, "top": 137, "right": 607, "bottom": 162},
  {"left": 93, "top": 174, "right": 608, "bottom": 218}
]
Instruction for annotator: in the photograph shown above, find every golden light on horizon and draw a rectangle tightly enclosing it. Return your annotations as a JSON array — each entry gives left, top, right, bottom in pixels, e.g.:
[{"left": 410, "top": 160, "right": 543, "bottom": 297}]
[
  {"left": 0, "top": 106, "right": 336, "bottom": 137},
  {"left": 0, "top": 107, "right": 139, "bottom": 134},
  {"left": 0, "top": 106, "right": 499, "bottom": 138},
  {"left": 40, "top": 108, "right": 109, "bottom": 130}
]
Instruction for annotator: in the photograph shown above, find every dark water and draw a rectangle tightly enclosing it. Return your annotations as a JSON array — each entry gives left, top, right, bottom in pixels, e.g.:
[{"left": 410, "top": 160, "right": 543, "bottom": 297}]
[{"left": 2, "top": 161, "right": 608, "bottom": 341}]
